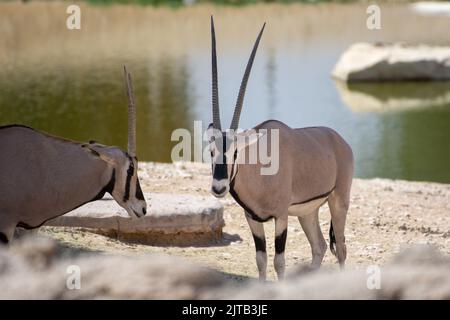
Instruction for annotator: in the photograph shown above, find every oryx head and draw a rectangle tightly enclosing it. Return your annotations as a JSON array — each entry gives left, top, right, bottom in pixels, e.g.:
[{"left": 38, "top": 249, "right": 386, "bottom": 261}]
[
  {"left": 206, "top": 16, "right": 265, "bottom": 198},
  {"left": 83, "top": 67, "right": 147, "bottom": 218}
]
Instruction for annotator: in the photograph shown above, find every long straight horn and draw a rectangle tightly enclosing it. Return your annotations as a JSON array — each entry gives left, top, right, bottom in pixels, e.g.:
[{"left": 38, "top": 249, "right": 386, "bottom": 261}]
[
  {"left": 124, "top": 65, "right": 136, "bottom": 157},
  {"left": 230, "top": 23, "right": 266, "bottom": 130},
  {"left": 211, "top": 15, "right": 222, "bottom": 130}
]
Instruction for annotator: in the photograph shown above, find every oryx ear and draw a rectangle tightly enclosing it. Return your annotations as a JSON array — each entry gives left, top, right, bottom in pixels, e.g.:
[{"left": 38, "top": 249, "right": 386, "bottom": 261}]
[
  {"left": 206, "top": 123, "right": 222, "bottom": 142},
  {"left": 235, "top": 129, "right": 265, "bottom": 151},
  {"left": 81, "top": 144, "right": 116, "bottom": 164}
]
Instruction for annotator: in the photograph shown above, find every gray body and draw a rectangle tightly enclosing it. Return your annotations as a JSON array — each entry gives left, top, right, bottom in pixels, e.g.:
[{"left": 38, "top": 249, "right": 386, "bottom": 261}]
[
  {"left": 208, "top": 17, "right": 354, "bottom": 280},
  {"left": 232, "top": 120, "right": 352, "bottom": 220},
  {"left": 0, "top": 126, "right": 113, "bottom": 234},
  {"left": 231, "top": 120, "right": 353, "bottom": 280}
]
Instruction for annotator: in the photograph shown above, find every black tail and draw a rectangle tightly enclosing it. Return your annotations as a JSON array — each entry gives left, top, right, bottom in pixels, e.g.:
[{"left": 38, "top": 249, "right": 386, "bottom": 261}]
[
  {"left": 329, "top": 220, "right": 336, "bottom": 256},
  {"left": 0, "top": 232, "right": 9, "bottom": 245}
]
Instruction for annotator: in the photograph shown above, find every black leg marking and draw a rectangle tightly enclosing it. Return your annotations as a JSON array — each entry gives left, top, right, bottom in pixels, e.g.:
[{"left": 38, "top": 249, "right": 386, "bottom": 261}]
[
  {"left": 252, "top": 234, "right": 266, "bottom": 252},
  {"left": 0, "top": 232, "right": 9, "bottom": 244},
  {"left": 275, "top": 228, "right": 287, "bottom": 254},
  {"left": 329, "top": 220, "right": 336, "bottom": 254}
]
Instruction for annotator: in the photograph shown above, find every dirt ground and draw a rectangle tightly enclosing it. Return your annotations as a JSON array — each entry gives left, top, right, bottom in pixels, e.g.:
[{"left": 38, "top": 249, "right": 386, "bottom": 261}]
[{"left": 40, "top": 162, "right": 450, "bottom": 281}]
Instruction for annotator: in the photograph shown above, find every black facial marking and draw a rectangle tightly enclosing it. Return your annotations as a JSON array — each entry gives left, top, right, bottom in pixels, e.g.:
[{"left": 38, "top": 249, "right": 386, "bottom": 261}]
[
  {"left": 211, "top": 133, "right": 230, "bottom": 181},
  {"left": 135, "top": 180, "right": 145, "bottom": 200},
  {"left": 0, "top": 232, "right": 9, "bottom": 244},
  {"left": 213, "top": 163, "right": 228, "bottom": 181},
  {"left": 275, "top": 228, "right": 287, "bottom": 254},
  {"left": 252, "top": 234, "right": 266, "bottom": 252},
  {"left": 123, "top": 157, "right": 134, "bottom": 202}
]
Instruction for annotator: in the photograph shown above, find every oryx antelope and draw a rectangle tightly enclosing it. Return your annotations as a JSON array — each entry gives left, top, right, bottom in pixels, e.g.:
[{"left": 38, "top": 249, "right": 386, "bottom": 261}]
[
  {"left": 207, "top": 17, "right": 354, "bottom": 280},
  {"left": 0, "top": 67, "right": 147, "bottom": 244}
]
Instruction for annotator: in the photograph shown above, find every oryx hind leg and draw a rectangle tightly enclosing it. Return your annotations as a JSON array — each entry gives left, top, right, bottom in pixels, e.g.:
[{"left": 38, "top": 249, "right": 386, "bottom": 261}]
[
  {"left": 328, "top": 189, "right": 350, "bottom": 269},
  {"left": 0, "top": 218, "right": 16, "bottom": 245},
  {"left": 245, "top": 213, "right": 267, "bottom": 281},
  {"left": 298, "top": 208, "right": 327, "bottom": 269},
  {"left": 274, "top": 216, "right": 288, "bottom": 281}
]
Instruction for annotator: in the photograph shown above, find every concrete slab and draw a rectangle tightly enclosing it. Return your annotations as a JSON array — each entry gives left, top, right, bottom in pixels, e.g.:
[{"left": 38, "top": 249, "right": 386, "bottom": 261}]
[{"left": 45, "top": 193, "right": 224, "bottom": 245}]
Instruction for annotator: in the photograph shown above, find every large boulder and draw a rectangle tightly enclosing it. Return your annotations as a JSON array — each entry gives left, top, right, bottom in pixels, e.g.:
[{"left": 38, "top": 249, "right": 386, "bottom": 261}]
[{"left": 332, "top": 42, "right": 450, "bottom": 82}]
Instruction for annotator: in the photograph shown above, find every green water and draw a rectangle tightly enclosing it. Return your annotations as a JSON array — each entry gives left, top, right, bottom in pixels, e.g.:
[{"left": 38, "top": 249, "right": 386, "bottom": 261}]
[{"left": 1, "top": 56, "right": 449, "bottom": 183}]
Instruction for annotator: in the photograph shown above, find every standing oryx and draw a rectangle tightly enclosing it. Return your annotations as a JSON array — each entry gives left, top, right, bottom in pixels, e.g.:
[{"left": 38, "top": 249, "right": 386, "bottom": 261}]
[
  {"left": 207, "top": 17, "right": 354, "bottom": 280},
  {"left": 0, "top": 66, "right": 147, "bottom": 244}
]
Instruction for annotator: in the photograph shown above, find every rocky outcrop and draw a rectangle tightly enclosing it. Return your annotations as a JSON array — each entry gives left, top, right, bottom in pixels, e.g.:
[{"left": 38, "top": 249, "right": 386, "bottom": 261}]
[{"left": 332, "top": 43, "right": 450, "bottom": 82}]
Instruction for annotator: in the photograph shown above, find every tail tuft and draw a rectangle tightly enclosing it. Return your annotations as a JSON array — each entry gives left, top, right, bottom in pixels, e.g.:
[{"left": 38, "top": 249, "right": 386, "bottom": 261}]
[{"left": 329, "top": 220, "right": 336, "bottom": 257}]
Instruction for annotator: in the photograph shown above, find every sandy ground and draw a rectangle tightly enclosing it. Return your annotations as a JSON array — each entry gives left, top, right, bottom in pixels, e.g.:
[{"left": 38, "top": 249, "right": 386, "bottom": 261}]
[{"left": 40, "top": 162, "right": 450, "bottom": 282}]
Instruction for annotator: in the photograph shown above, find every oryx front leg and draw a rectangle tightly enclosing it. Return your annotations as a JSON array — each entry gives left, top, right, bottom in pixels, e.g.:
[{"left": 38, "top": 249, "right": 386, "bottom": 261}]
[
  {"left": 298, "top": 209, "right": 327, "bottom": 269},
  {"left": 274, "top": 216, "right": 288, "bottom": 281},
  {"left": 245, "top": 213, "right": 267, "bottom": 281}
]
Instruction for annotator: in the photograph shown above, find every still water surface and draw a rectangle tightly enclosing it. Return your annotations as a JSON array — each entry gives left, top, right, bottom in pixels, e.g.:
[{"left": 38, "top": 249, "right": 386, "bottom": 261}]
[{"left": 0, "top": 3, "right": 449, "bottom": 183}]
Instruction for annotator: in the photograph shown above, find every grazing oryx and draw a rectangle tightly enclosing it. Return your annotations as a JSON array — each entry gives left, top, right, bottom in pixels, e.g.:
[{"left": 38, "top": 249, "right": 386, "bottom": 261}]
[
  {"left": 207, "top": 17, "right": 354, "bottom": 280},
  {"left": 0, "top": 66, "right": 147, "bottom": 244}
]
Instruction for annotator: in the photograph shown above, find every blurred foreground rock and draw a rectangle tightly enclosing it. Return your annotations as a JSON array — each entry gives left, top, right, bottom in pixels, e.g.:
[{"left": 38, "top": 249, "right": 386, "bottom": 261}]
[{"left": 0, "top": 237, "right": 449, "bottom": 299}]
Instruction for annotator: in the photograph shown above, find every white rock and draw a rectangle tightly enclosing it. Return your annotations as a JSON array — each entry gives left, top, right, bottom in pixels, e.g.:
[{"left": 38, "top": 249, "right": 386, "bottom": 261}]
[
  {"left": 411, "top": 2, "right": 450, "bottom": 17},
  {"left": 332, "top": 42, "right": 450, "bottom": 82},
  {"left": 45, "top": 193, "right": 224, "bottom": 235}
]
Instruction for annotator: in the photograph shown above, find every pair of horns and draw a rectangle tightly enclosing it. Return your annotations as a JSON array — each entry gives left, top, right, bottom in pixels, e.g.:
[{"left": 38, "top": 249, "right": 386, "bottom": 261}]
[
  {"left": 211, "top": 16, "right": 266, "bottom": 131},
  {"left": 124, "top": 65, "right": 136, "bottom": 157}
]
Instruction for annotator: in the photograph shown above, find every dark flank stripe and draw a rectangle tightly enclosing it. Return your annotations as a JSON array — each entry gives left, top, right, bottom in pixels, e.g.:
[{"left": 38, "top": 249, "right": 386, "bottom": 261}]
[
  {"left": 103, "top": 169, "right": 116, "bottom": 195},
  {"left": 252, "top": 234, "right": 266, "bottom": 252},
  {"left": 230, "top": 181, "right": 273, "bottom": 222},
  {"left": 275, "top": 228, "right": 287, "bottom": 254},
  {"left": 291, "top": 187, "right": 335, "bottom": 206}
]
